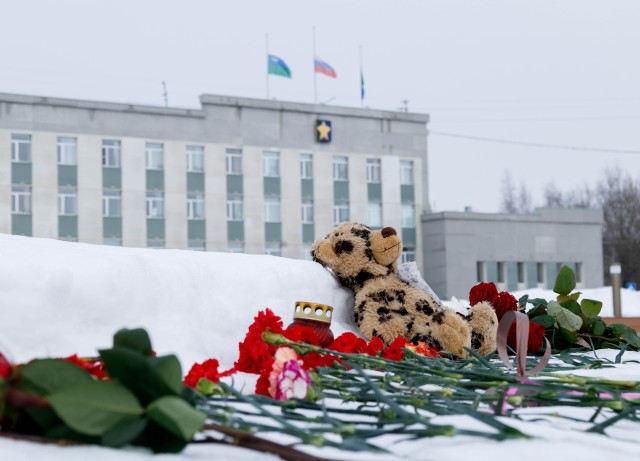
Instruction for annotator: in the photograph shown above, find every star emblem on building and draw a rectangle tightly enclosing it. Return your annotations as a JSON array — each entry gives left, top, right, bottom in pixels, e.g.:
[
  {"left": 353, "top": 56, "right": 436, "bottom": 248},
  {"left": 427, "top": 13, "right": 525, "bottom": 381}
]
[{"left": 315, "top": 120, "right": 332, "bottom": 142}]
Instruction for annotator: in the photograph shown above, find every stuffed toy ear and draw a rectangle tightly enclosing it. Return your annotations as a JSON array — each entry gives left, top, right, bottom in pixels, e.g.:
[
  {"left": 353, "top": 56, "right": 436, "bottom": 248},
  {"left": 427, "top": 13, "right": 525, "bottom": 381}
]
[
  {"left": 310, "top": 238, "right": 337, "bottom": 268},
  {"left": 370, "top": 227, "right": 402, "bottom": 266}
]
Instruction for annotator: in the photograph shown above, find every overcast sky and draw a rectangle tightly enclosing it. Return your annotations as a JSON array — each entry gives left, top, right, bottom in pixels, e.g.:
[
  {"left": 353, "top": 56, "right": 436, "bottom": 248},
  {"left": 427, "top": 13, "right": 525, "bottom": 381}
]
[{"left": 2, "top": 0, "right": 639, "bottom": 212}]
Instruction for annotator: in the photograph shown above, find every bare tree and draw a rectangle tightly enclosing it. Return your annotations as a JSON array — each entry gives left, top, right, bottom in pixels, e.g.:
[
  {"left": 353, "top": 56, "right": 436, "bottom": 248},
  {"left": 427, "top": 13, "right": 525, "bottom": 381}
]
[
  {"left": 542, "top": 167, "right": 640, "bottom": 285},
  {"left": 517, "top": 182, "right": 533, "bottom": 214},
  {"left": 544, "top": 181, "right": 565, "bottom": 208},
  {"left": 500, "top": 170, "right": 518, "bottom": 213},
  {"left": 597, "top": 167, "right": 640, "bottom": 285}
]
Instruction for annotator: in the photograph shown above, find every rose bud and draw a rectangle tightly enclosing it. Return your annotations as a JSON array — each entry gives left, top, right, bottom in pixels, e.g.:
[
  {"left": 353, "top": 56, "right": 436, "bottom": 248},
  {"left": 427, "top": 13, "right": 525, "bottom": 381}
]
[{"left": 0, "top": 352, "right": 12, "bottom": 380}]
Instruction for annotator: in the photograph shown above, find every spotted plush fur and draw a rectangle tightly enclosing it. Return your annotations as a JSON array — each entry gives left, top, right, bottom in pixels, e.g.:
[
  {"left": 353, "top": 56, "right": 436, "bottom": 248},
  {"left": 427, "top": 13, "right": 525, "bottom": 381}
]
[{"left": 311, "top": 222, "right": 498, "bottom": 358}]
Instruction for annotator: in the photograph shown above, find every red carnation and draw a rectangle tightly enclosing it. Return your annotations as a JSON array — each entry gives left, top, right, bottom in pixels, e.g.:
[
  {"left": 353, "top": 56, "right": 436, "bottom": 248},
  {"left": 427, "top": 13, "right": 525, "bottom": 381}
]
[
  {"left": 507, "top": 322, "right": 546, "bottom": 354},
  {"left": 184, "top": 358, "right": 220, "bottom": 388},
  {"left": 381, "top": 337, "right": 407, "bottom": 361},
  {"left": 65, "top": 354, "right": 107, "bottom": 380},
  {"left": 235, "top": 308, "right": 285, "bottom": 374},
  {"left": 329, "top": 332, "right": 368, "bottom": 354},
  {"left": 255, "top": 358, "right": 274, "bottom": 396},
  {"left": 0, "top": 351, "right": 12, "bottom": 380},
  {"left": 366, "top": 337, "right": 385, "bottom": 357},
  {"left": 491, "top": 291, "right": 518, "bottom": 320},
  {"left": 469, "top": 282, "right": 499, "bottom": 306},
  {"left": 302, "top": 352, "right": 340, "bottom": 370}
]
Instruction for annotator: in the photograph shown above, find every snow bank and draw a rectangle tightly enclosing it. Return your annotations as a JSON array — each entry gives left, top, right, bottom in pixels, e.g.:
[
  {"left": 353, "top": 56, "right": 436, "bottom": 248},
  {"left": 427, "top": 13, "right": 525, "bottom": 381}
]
[
  {"left": 0, "top": 234, "right": 354, "bottom": 368},
  {"left": 2, "top": 234, "right": 640, "bottom": 460}
]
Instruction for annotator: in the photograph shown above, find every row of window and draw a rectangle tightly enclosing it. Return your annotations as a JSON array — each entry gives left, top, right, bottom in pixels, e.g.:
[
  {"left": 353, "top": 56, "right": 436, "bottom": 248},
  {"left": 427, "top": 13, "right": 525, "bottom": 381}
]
[
  {"left": 11, "top": 185, "right": 417, "bottom": 228},
  {"left": 10, "top": 134, "right": 415, "bottom": 184},
  {"left": 477, "top": 261, "right": 584, "bottom": 286}
]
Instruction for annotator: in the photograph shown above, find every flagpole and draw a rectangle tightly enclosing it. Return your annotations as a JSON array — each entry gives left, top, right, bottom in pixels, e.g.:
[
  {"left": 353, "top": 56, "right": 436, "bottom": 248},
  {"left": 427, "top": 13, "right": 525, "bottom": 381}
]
[
  {"left": 312, "top": 26, "right": 317, "bottom": 104},
  {"left": 265, "top": 33, "right": 270, "bottom": 99},
  {"left": 359, "top": 45, "right": 363, "bottom": 108}
]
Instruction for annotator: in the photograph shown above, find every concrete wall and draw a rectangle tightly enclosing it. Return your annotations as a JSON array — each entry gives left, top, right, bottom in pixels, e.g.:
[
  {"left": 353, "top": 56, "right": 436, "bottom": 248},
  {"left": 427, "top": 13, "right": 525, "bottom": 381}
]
[{"left": 423, "top": 208, "right": 604, "bottom": 299}]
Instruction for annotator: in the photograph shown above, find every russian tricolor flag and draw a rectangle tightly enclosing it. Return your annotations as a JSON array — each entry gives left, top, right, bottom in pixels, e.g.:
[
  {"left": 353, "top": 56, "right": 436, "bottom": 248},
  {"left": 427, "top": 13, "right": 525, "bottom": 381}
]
[{"left": 314, "top": 58, "right": 337, "bottom": 78}]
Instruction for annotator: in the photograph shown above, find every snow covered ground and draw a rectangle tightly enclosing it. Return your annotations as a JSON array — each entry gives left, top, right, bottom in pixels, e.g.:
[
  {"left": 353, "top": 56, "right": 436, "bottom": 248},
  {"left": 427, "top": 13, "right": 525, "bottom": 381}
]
[{"left": 1, "top": 234, "right": 639, "bottom": 460}]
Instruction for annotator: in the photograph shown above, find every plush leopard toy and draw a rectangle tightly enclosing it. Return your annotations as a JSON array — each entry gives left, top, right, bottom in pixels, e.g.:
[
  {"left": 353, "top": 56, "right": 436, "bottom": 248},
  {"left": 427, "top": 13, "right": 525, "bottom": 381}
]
[{"left": 311, "top": 222, "right": 498, "bottom": 357}]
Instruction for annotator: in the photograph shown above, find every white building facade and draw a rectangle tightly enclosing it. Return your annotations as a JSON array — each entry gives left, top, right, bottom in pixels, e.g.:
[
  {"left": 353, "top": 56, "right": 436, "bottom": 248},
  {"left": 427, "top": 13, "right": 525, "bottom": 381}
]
[{"left": 0, "top": 93, "right": 428, "bottom": 265}]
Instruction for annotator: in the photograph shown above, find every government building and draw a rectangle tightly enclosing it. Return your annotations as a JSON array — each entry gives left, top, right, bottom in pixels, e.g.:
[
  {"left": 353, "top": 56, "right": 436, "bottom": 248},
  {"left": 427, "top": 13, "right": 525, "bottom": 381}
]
[
  {"left": 0, "top": 92, "right": 427, "bottom": 264},
  {"left": 0, "top": 92, "right": 604, "bottom": 299}
]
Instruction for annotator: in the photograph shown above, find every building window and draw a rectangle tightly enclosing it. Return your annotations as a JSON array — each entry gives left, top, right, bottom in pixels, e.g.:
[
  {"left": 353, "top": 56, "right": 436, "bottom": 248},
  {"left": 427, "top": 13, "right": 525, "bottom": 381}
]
[
  {"left": 57, "top": 136, "right": 77, "bottom": 165},
  {"left": 187, "top": 192, "right": 205, "bottom": 220},
  {"left": 265, "top": 242, "right": 282, "bottom": 257},
  {"left": 477, "top": 262, "right": 485, "bottom": 282},
  {"left": 11, "top": 185, "right": 31, "bottom": 214},
  {"left": 497, "top": 262, "right": 505, "bottom": 284},
  {"left": 263, "top": 150, "right": 280, "bottom": 177},
  {"left": 225, "top": 148, "right": 242, "bottom": 175},
  {"left": 58, "top": 187, "right": 77, "bottom": 216},
  {"left": 226, "top": 195, "right": 243, "bottom": 221},
  {"left": 400, "top": 160, "right": 414, "bottom": 185},
  {"left": 301, "top": 199, "right": 314, "bottom": 224},
  {"left": 103, "top": 238, "right": 122, "bottom": 246},
  {"left": 227, "top": 241, "right": 244, "bottom": 253},
  {"left": 333, "top": 156, "right": 348, "bottom": 181},
  {"left": 333, "top": 202, "right": 349, "bottom": 225},
  {"left": 188, "top": 240, "right": 206, "bottom": 251},
  {"left": 517, "top": 262, "right": 525, "bottom": 284},
  {"left": 11, "top": 133, "right": 32, "bottom": 162},
  {"left": 103, "top": 189, "right": 122, "bottom": 217},
  {"left": 145, "top": 142, "right": 164, "bottom": 170},
  {"left": 537, "top": 262, "right": 545, "bottom": 285},
  {"left": 576, "top": 262, "right": 583, "bottom": 284},
  {"left": 186, "top": 145, "right": 204, "bottom": 172},
  {"left": 401, "top": 204, "right": 415, "bottom": 228},
  {"left": 300, "top": 153, "right": 313, "bottom": 179},
  {"left": 367, "top": 203, "right": 382, "bottom": 228},
  {"left": 146, "top": 191, "right": 164, "bottom": 218},
  {"left": 401, "top": 248, "right": 416, "bottom": 264},
  {"left": 264, "top": 197, "right": 281, "bottom": 223},
  {"left": 366, "top": 158, "right": 381, "bottom": 183},
  {"left": 102, "top": 140, "right": 121, "bottom": 168}
]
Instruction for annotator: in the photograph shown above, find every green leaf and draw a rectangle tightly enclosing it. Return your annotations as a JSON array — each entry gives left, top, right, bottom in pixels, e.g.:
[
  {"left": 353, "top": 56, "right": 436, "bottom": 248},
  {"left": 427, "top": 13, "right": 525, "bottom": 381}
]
[
  {"left": 591, "top": 318, "right": 606, "bottom": 336},
  {"left": 26, "top": 407, "right": 61, "bottom": 431},
  {"left": 531, "top": 314, "right": 555, "bottom": 329},
  {"left": 557, "top": 292, "right": 581, "bottom": 304},
  {"left": 518, "top": 294, "right": 529, "bottom": 308},
  {"left": 547, "top": 301, "right": 583, "bottom": 332},
  {"left": 101, "top": 417, "right": 148, "bottom": 447},
  {"left": 527, "top": 303, "right": 547, "bottom": 319},
  {"left": 48, "top": 380, "right": 143, "bottom": 436},
  {"left": 114, "top": 328, "right": 153, "bottom": 357},
  {"left": 610, "top": 323, "right": 640, "bottom": 348},
  {"left": 560, "top": 300, "right": 582, "bottom": 315},
  {"left": 581, "top": 299, "right": 603, "bottom": 319},
  {"left": 528, "top": 298, "right": 548, "bottom": 309},
  {"left": 559, "top": 327, "right": 578, "bottom": 344},
  {"left": 553, "top": 265, "right": 576, "bottom": 296},
  {"left": 145, "top": 396, "right": 205, "bottom": 442},
  {"left": 136, "top": 421, "right": 189, "bottom": 454},
  {"left": 99, "top": 348, "right": 180, "bottom": 405},
  {"left": 149, "top": 355, "right": 182, "bottom": 395},
  {"left": 18, "top": 359, "right": 92, "bottom": 396}
]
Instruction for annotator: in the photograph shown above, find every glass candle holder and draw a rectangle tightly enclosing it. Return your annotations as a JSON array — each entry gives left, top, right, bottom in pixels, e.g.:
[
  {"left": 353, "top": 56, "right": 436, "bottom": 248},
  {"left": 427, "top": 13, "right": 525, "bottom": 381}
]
[{"left": 288, "top": 301, "right": 334, "bottom": 347}]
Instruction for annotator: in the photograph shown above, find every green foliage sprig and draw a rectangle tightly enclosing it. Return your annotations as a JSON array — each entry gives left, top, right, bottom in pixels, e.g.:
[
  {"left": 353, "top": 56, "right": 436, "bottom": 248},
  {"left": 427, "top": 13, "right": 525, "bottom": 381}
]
[
  {"left": 520, "top": 265, "right": 640, "bottom": 352},
  {"left": 1, "top": 329, "right": 205, "bottom": 453}
]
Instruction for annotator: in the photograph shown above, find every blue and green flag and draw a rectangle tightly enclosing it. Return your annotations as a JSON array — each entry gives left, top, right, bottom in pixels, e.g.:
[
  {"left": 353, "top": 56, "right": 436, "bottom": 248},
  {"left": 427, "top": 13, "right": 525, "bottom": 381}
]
[{"left": 268, "top": 54, "right": 292, "bottom": 78}]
